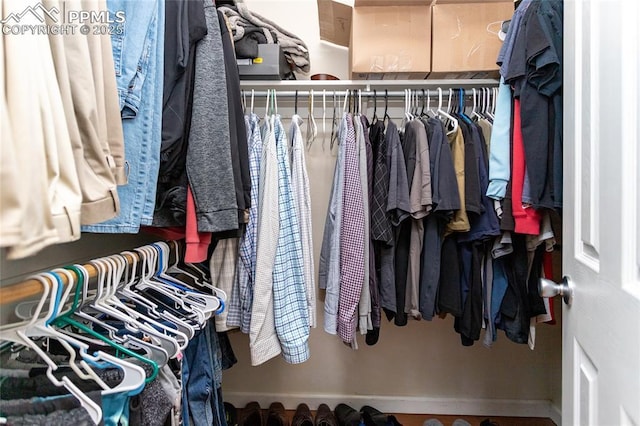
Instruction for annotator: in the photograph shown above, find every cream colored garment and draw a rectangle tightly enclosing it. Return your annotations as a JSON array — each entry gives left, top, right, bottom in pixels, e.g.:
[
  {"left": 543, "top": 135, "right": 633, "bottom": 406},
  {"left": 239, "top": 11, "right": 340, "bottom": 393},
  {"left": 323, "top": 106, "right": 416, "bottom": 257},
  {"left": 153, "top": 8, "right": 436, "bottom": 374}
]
[
  {"left": 210, "top": 238, "right": 240, "bottom": 332},
  {"left": 61, "top": 0, "right": 120, "bottom": 225},
  {"left": 3, "top": 1, "right": 59, "bottom": 258},
  {"left": 0, "top": 23, "right": 24, "bottom": 248}
]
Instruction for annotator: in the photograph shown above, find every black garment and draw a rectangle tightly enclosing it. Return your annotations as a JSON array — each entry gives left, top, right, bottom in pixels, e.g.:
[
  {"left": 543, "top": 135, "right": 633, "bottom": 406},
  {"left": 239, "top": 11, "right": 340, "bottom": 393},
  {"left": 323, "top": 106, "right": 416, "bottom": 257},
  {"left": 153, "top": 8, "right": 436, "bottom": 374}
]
[
  {"left": 460, "top": 120, "right": 483, "bottom": 216},
  {"left": 418, "top": 118, "right": 460, "bottom": 320},
  {"left": 370, "top": 121, "right": 393, "bottom": 245},
  {"left": 437, "top": 235, "right": 463, "bottom": 317},
  {"left": 233, "top": 26, "right": 269, "bottom": 59},
  {"left": 454, "top": 241, "right": 485, "bottom": 346},
  {"left": 154, "top": 0, "right": 208, "bottom": 226},
  {"left": 392, "top": 219, "right": 411, "bottom": 326},
  {"left": 506, "top": 0, "right": 563, "bottom": 210},
  {"left": 497, "top": 234, "right": 532, "bottom": 344},
  {"left": 459, "top": 122, "right": 501, "bottom": 243},
  {"left": 217, "top": 9, "right": 251, "bottom": 234},
  {"left": 402, "top": 121, "right": 418, "bottom": 190}
]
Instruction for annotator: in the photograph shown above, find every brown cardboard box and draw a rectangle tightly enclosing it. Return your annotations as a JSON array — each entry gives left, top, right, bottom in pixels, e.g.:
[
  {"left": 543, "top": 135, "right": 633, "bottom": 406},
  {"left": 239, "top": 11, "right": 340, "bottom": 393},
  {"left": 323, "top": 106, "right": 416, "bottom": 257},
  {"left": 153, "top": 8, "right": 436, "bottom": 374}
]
[
  {"left": 430, "top": 1, "right": 513, "bottom": 75},
  {"left": 350, "top": 4, "right": 431, "bottom": 79},
  {"left": 317, "top": 0, "right": 512, "bottom": 79},
  {"left": 318, "top": 0, "right": 432, "bottom": 79}
]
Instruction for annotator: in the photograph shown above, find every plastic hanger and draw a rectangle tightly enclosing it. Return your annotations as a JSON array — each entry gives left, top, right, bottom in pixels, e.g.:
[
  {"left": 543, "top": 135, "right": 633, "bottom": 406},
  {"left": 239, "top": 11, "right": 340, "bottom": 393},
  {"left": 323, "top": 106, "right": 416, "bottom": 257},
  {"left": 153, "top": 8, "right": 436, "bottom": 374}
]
[
  {"left": 437, "top": 87, "right": 459, "bottom": 135},
  {"left": 151, "top": 243, "right": 222, "bottom": 316},
  {"left": 458, "top": 89, "right": 473, "bottom": 124},
  {"left": 0, "top": 274, "right": 103, "bottom": 424},
  {"left": 115, "top": 250, "right": 195, "bottom": 346},
  {"left": 84, "top": 258, "right": 183, "bottom": 358},
  {"left": 44, "top": 270, "right": 147, "bottom": 397},
  {"left": 53, "top": 265, "right": 160, "bottom": 383}
]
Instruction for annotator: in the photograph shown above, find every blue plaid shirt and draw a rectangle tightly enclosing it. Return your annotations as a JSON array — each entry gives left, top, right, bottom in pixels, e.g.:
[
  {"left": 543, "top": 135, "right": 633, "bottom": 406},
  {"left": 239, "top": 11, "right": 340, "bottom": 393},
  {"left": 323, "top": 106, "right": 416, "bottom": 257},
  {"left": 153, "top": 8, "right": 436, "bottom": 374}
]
[
  {"left": 271, "top": 116, "right": 310, "bottom": 363},
  {"left": 228, "top": 113, "right": 262, "bottom": 333}
]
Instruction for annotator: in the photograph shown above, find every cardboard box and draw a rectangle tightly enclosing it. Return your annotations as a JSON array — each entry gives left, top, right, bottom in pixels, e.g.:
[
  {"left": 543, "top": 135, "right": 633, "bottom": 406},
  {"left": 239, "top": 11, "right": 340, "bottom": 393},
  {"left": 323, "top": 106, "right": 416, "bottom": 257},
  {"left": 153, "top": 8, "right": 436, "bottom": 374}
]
[
  {"left": 430, "top": 1, "right": 513, "bottom": 74},
  {"left": 317, "top": 0, "right": 512, "bottom": 79},
  {"left": 350, "top": 4, "right": 432, "bottom": 79},
  {"left": 318, "top": 0, "right": 432, "bottom": 79}
]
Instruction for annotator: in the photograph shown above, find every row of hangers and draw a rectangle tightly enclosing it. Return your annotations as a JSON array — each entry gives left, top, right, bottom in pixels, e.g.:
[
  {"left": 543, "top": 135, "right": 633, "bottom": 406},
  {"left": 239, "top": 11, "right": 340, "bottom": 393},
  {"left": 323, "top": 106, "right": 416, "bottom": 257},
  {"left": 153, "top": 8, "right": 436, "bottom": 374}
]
[
  {"left": 240, "top": 86, "right": 499, "bottom": 150},
  {"left": 0, "top": 241, "right": 225, "bottom": 425}
]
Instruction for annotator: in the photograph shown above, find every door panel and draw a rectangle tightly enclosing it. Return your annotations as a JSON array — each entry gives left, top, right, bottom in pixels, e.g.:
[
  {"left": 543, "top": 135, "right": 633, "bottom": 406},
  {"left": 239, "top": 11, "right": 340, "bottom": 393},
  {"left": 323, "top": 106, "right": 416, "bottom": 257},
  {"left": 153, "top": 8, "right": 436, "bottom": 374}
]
[{"left": 564, "top": 0, "right": 640, "bottom": 425}]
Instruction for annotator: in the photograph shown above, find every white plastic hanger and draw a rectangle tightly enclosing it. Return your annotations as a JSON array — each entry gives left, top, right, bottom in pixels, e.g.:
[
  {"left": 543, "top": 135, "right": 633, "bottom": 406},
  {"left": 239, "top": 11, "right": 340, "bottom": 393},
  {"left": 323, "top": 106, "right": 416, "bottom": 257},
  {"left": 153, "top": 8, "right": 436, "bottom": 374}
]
[
  {"left": 86, "top": 258, "right": 183, "bottom": 357},
  {"left": 0, "top": 274, "right": 103, "bottom": 425},
  {"left": 437, "top": 87, "right": 459, "bottom": 135}
]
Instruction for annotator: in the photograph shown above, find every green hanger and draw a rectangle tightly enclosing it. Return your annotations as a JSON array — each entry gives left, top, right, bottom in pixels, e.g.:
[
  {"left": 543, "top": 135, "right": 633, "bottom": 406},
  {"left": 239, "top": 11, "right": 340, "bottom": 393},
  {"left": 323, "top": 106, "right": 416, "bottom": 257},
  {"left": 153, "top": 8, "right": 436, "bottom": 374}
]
[{"left": 51, "top": 265, "right": 159, "bottom": 383}]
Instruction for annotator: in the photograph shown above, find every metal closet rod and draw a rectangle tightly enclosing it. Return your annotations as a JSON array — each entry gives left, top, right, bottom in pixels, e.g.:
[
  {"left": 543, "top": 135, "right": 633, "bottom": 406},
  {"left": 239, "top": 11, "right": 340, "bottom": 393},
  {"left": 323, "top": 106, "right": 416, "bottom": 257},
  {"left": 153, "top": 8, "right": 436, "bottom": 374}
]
[
  {"left": 240, "top": 89, "right": 492, "bottom": 98},
  {"left": 239, "top": 79, "right": 499, "bottom": 98}
]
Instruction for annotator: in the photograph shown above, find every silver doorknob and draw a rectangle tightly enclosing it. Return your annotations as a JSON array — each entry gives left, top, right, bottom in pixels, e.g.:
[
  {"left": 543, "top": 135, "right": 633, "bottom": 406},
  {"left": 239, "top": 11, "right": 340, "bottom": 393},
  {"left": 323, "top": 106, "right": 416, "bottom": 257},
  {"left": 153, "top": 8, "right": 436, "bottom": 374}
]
[{"left": 538, "top": 276, "right": 573, "bottom": 306}]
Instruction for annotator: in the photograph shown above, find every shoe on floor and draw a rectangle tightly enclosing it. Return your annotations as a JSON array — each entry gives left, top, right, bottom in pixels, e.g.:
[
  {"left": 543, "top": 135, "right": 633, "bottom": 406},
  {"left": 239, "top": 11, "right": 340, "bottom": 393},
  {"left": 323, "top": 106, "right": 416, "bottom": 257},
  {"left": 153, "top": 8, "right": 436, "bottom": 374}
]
[
  {"left": 240, "top": 401, "right": 263, "bottom": 426},
  {"left": 360, "top": 406, "right": 402, "bottom": 426},
  {"left": 422, "top": 420, "right": 444, "bottom": 426},
  {"left": 360, "top": 405, "right": 386, "bottom": 426},
  {"left": 267, "top": 402, "right": 290, "bottom": 426},
  {"left": 452, "top": 420, "right": 472, "bottom": 426},
  {"left": 292, "top": 403, "right": 314, "bottom": 426},
  {"left": 225, "top": 402, "right": 239, "bottom": 426},
  {"left": 315, "top": 403, "right": 339, "bottom": 426},
  {"left": 334, "top": 403, "right": 361, "bottom": 426}
]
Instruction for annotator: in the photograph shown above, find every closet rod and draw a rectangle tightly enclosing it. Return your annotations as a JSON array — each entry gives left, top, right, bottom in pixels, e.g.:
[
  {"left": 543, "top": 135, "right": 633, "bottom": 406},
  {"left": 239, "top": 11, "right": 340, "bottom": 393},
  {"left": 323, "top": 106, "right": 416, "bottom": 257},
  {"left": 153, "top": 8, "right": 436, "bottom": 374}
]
[
  {"left": 0, "top": 252, "right": 139, "bottom": 305},
  {"left": 239, "top": 89, "right": 487, "bottom": 99},
  {"left": 239, "top": 78, "right": 499, "bottom": 91}
]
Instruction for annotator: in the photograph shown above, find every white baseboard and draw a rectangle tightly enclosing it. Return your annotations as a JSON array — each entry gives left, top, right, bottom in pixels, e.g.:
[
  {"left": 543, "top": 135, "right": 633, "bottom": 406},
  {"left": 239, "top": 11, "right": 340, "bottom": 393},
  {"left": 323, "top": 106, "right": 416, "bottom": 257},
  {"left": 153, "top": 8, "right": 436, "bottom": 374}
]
[{"left": 224, "top": 392, "right": 560, "bottom": 422}]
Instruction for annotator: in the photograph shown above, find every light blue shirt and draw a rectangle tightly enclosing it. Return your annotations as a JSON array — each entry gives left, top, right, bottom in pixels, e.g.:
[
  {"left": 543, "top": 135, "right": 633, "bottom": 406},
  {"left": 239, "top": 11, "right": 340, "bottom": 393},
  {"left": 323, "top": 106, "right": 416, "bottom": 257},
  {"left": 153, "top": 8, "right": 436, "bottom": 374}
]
[
  {"left": 228, "top": 113, "right": 262, "bottom": 333},
  {"left": 486, "top": 77, "right": 512, "bottom": 201},
  {"left": 272, "top": 116, "right": 310, "bottom": 364}
]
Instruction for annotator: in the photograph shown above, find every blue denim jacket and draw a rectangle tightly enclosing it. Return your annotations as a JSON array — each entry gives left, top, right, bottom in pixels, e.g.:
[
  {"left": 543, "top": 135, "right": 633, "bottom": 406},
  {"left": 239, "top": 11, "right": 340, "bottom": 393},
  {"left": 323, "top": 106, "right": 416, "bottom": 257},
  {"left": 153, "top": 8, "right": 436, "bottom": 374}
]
[{"left": 83, "top": 0, "right": 163, "bottom": 233}]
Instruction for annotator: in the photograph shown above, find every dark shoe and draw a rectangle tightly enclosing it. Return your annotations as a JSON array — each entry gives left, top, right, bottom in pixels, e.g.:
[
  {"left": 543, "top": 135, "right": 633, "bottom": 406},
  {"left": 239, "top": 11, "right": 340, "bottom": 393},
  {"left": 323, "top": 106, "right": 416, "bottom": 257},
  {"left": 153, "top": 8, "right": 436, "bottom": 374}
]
[
  {"left": 360, "top": 406, "right": 402, "bottom": 426},
  {"left": 292, "top": 403, "right": 314, "bottom": 426},
  {"left": 240, "top": 401, "right": 263, "bottom": 426},
  {"left": 334, "top": 403, "right": 361, "bottom": 426},
  {"left": 225, "top": 402, "right": 239, "bottom": 426},
  {"left": 315, "top": 403, "right": 338, "bottom": 426},
  {"left": 267, "top": 402, "right": 289, "bottom": 426},
  {"left": 360, "top": 405, "right": 385, "bottom": 426}
]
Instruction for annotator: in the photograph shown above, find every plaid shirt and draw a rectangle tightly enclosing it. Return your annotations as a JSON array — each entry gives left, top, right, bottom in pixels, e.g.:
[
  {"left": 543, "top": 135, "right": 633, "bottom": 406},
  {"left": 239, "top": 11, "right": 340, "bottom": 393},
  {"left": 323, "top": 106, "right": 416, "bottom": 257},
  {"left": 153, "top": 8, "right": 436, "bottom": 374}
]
[
  {"left": 290, "top": 114, "right": 316, "bottom": 328},
  {"left": 228, "top": 113, "right": 262, "bottom": 333},
  {"left": 337, "top": 114, "right": 365, "bottom": 344},
  {"left": 250, "top": 116, "right": 281, "bottom": 365},
  {"left": 272, "top": 116, "right": 310, "bottom": 363}
]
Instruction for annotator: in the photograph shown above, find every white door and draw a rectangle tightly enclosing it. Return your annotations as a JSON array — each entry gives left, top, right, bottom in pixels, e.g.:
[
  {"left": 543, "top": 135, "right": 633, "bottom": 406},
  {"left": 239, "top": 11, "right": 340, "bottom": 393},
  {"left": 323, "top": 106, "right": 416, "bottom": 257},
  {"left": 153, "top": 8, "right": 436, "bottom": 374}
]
[{"left": 562, "top": 0, "right": 640, "bottom": 425}]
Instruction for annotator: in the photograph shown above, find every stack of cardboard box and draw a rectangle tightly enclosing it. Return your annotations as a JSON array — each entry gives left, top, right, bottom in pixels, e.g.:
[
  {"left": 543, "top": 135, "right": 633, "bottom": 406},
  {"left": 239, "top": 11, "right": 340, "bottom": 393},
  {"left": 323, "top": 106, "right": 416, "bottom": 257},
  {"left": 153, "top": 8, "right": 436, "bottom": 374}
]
[{"left": 318, "top": 0, "right": 513, "bottom": 79}]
